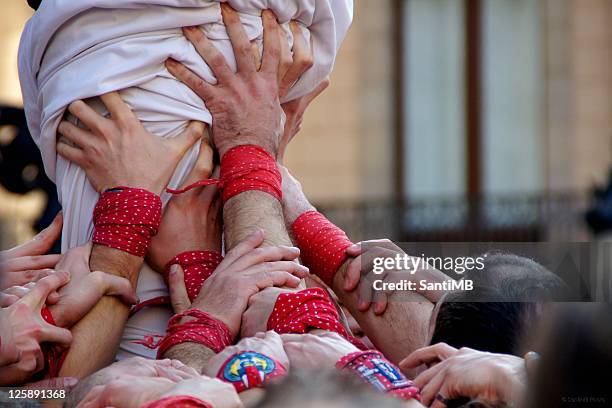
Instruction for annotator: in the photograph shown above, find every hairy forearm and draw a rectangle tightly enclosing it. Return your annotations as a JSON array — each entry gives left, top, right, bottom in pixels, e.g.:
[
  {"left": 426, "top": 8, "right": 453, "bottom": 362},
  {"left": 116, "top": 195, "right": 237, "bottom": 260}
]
[
  {"left": 332, "top": 262, "right": 432, "bottom": 364},
  {"left": 223, "top": 191, "right": 292, "bottom": 249},
  {"left": 58, "top": 245, "right": 142, "bottom": 378},
  {"left": 162, "top": 342, "right": 215, "bottom": 374}
]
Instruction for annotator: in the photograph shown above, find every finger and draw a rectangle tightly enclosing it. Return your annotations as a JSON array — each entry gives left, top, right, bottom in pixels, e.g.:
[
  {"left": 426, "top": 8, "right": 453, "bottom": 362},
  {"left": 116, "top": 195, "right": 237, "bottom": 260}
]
[
  {"left": 277, "top": 28, "right": 293, "bottom": 88},
  {"left": 346, "top": 239, "right": 400, "bottom": 257},
  {"left": 99, "top": 92, "right": 137, "bottom": 128},
  {"left": 0, "top": 269, "right": 53, "bottom": 290},
  {"left": 1, "top": 285, "right": 30, "bottom": 298},
  {"left": 279, "top": 22, "right": 313, "bottom": 97},
  {"left": 260, "top": 10, "right": 282, "bottom": 74},
  {"left": 39, "top": 323, "right": 73, "bottom": 346},
  {"left": 46, "top": 290, "right": 60, "bottom": 304},
  {"left": 219, "top": 229, "right": 266, "bottom": 268},
  {"left": 57, "top": 121, "right": 92, "bottom": 150},
  {"left": 182, "top": 137, "right": 214, "bottom": 187},
  {"left": 279, "top": 333, "right": 309, "bottom": 343},
  {"left": 230, "top": 245, "right": 301, "bottom": 271},
  {"left": 168, "top": 265, "right": 190, "bottom": 313},
  {"left": 345, "top": 242, "right": 363, "bottom": 257},
  {"left": 166, "top": 58, "right": 219, "bottom": 102},
  {"left": 357, "top": 279, "right": 373, "bottom": 312},
  {"left": 399, "top": 343, "right": 459, "bottom": 370},
  {"left": 183, "top": 26, "right": 234, "bottom": 84},
  {"left": 98, "top": 272, "right": 138, "bottom": 305},
  {"left": 250, "top": 271, "right": 302, "bottom": 290},
  {"left": 67, "top": 100, "right": 110, "bottom": 136},
  {"left": 221, "top": 3, "right": 257, "bottom": 73},
  {"left": 22, "top": 270, "right": 70, "bottom": 310},
  {"left": 249, "top": 261, "right": 310, "bottom": 279},
  {"left": 26, "top": 377, "right": 79, "bottom": 390},
  {"left": 343, "top": 255, "right": 362, "bottom": 292},
  {"left": 251, "top": 41, "right": 262, "bottom": 70},
  {"left": 0, "top": 293, "right": 20, "bottom": 307},
  {"left": 412, "top": 360, "right": 447, "bottom": 390},
  {"left": 167, "top": 121, "right": 204, "bottom": 156},
  {"left": 420, "top": 369, "right": 447, "bottom": 407},
  {"left": 2, "top": 214, "right": 63, "bottom": 260},
  {"left": 2, "top": 255, "right": 62, "bottom": 273},
  {"left": 302, "top": 77, "right": 330, "bottom": 106},
  {"left": 372, "top": 290, "right": 388, "bottom": 316},
  {"left": 57, "top": 140, "right": 87, "bottom": 167}
]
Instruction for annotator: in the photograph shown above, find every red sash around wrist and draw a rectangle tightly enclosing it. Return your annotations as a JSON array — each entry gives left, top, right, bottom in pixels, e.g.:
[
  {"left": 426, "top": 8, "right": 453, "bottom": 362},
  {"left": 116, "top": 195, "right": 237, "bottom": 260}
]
[
  {"left": 337, "top": 351, "right": 421, "bottom": 401},
  {"left": 266, "top": 288, "right": 367, "bottom": 350},
  {"left": 291, "top": 211, "right": 353, "bottom": 286},
  {"left": 166, "top": 145, "right": 282, "bottom": 204},
  {"left": 156, "top": 309, "right": 232, "bottom": 358},
  {"left": 163, "top": 250, "right": 224, "bottom": 301},
  {"left": 92, "top": 187, "right": 162, "bottom": 257}
]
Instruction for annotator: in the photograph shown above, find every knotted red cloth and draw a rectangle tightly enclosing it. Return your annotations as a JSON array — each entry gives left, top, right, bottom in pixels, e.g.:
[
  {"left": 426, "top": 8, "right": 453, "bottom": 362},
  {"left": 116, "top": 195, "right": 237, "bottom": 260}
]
[
  {"left": 140, "top": 396, "right": 212, "bottom": 408},
  {"left": 163, "top": 251, "right": 224, "bottom": 301},
  {"left": 336, "top": 351, "right": 421, "bottom": 401},
  {"left": 40, "top": 307, "right": 67, "bottom": 378},
  {"left": 166, "top": 145, "right": 281, "bottom": 203},
  {"left": 129, "top": 250, "right": 223, "bottom": 317},
  {"left": 267, "top": 288, "right": 366, "bottom": 350},
  {"left": 291, "top": 211, "right": 353, "bottom": 286},
  {"left": 156, "top": 309, "right": 232, "bottom": 358},
  {"left": 92, "top": 187, "right": 162, "bottom": 257}
]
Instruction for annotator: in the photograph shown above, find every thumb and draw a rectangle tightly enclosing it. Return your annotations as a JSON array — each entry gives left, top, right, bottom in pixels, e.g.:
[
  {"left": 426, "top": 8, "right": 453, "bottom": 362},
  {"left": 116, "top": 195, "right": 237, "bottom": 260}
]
[
  {"left": 182, "top": 137, "right": 215, "bottom": 187},
  {"left": 167, "top": 121, "right": 205, "bottom": 156},
  {"left": 168, "top": 265, "right": 190, "bottom": 314},
  {"left": 99, "top": 273, "right": 139, "bottom": 306}
]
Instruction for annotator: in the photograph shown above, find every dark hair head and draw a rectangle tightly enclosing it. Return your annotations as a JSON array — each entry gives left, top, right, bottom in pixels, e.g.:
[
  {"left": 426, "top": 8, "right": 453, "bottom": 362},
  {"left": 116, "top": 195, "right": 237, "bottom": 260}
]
[
  {"left": 527, "top": 304, "right": 612, "bottom": 408},
  {"left": 430, "top": 252, "right": 567, "bottom": 355}
]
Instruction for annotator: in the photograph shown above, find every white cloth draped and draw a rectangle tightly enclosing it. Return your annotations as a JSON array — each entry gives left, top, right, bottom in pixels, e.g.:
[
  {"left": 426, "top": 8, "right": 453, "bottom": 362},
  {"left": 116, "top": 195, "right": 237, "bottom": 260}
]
[{"left": 18, "top": 0, "right": 352, "bottom": 359}]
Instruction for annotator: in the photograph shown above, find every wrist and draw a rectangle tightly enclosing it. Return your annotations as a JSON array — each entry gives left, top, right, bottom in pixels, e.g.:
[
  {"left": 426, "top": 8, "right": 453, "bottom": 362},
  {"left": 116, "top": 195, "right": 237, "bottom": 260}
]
[
  {"left": 220, "top": 140, "right": 277, "bottom": 160},
  {"left": 283, "top": 196, "right": 315, "bottom": 225}
]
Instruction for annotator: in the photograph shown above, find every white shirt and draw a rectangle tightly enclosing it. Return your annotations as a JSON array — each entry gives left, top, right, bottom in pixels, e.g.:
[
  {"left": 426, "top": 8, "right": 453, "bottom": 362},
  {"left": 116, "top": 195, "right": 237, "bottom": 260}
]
[{"left": 18, "top": 0, "right": 352, "bottom": 359}]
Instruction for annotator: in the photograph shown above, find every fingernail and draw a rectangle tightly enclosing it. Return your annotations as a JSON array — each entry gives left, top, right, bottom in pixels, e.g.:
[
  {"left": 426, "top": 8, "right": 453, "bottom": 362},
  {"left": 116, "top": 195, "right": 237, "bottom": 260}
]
[
  {"left": 65, "top": 377, "right": 79, "bottom": 388},
  {"left": 170, "top": 265, "right": 179, "bottom": 274}
]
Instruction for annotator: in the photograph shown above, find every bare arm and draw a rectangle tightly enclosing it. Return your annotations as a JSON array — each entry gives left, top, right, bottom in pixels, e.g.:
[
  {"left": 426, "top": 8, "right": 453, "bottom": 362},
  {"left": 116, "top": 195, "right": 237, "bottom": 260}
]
[
  {"left": 55, "top": 92, "right": 201, "bottom": 378},
  {"left": 280, "top": 167, "right": 434, "bottom": 364},
  {"left": 59, "top": 246, "right": 142, "bottom": 377}
]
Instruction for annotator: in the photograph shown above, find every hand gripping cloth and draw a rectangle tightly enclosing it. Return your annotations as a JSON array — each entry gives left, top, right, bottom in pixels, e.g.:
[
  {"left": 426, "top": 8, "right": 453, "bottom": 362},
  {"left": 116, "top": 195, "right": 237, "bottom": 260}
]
[{"left": 18, "top": 0, "right": 352, "bottom": 359}]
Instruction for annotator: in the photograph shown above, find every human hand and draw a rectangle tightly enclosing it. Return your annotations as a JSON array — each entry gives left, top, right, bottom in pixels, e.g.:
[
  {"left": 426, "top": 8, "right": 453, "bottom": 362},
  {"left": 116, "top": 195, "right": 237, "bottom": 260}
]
[
  {"left": 281, "top": 332, "right": 359, "bottom": 371},
  {"left": 166, "top": 5, "right": 285, "bottom": 158},
  {"left": 57, "top": 92, "right": 203, "bottom": 194},
  {"left": 77, "top": 376, "right": 177, "bottom": 408},
  {"left": 0, "top": 271, "right": 73, "bottom": 385},
  {"left": 400, "top": 344, "right": 526, "bottom": 407},
  {"left": 339, "top": 240, "right": 449, "bottom": 315},
  {"left": 158, "top": 376, "right": 242, "bottom": 408},
  {"left": 204, "top": 330, "right": 289, "bottom": 378},
  {"left": 168, "top": 230, "right": 309, "bottom": 338},
  {"left": 49, "top": 243, "right": 138, "bottom": 328},
  {"left": 0, "top": 213, "right": 62, "bottom": 290},
  {"left": 239, "top": 286, "right": 292, "bottom": 338},
  {"left": 148, "top": 139, "right": 222, "bottom": 274}
]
